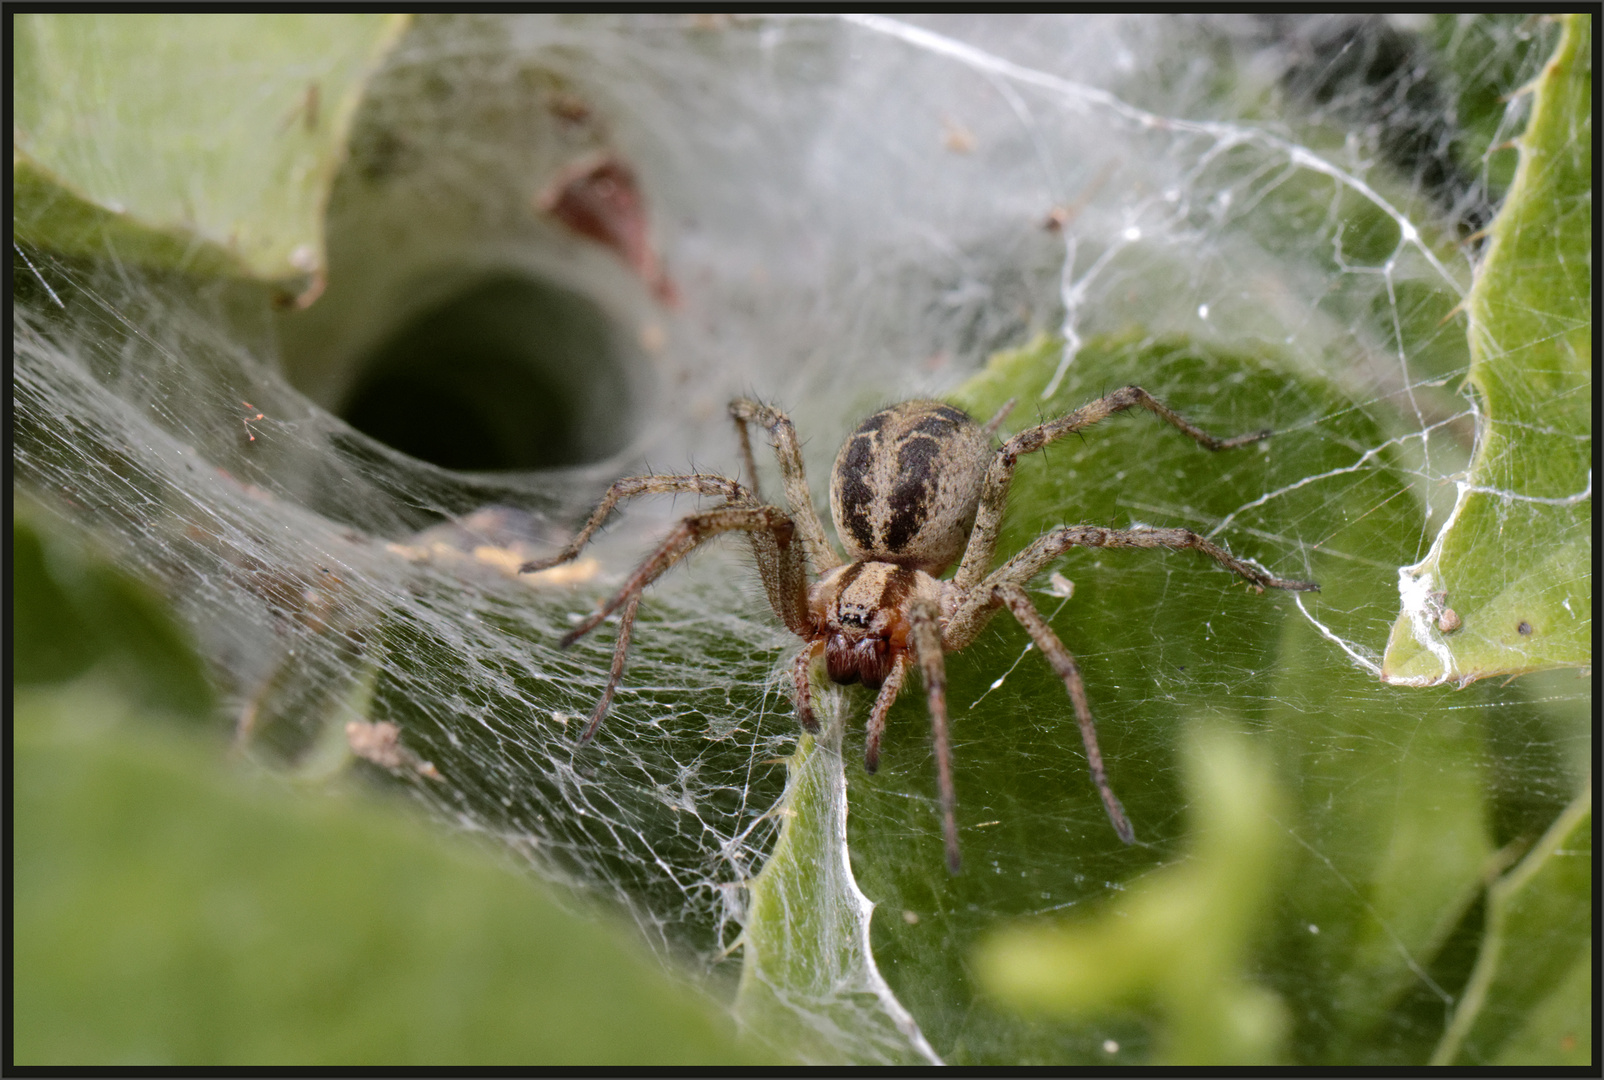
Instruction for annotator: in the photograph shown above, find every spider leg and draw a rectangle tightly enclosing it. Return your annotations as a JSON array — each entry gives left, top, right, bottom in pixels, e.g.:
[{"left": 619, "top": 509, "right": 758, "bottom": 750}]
[
  {"left": 746, "top": 512, "right": 814, "bottom": 638},
  {"left": 521, "top": 474, "right": 755, "bottom": 574},
  {"left": 863, "top": 652, "right": 909, "bottom": 774},
  {"left": 791, "top": 639, "right": 823, "bottom": 733},
  {"left": 949, "top": 524, "right": 1316, "bottom": 647},
  {"left": 909, "top": 599, "right": 961, "bottom": 874},
  {"left": 1003, "top": 524, "right": 1316, "bottom": 595},
  {"left": 729, "top": 398, "right": 843, "bottom": 574},
  {"left": 561, "top": 504, "right": 802, "bottom": 646},
  {"left": 577, "top": 591, "right": 641, "bottom": 744},
  {"left": 954, "top": 385, "right": 1278, "bottom": 592},
  {"left": 994, "top": 583, "right": 1135, "bottom": 844},
  {"left": 732, "top": 408, "right": 765, "bottom": 504},
  {"left": 981, "top": 397, "right": 1017, "bottom": 436}
]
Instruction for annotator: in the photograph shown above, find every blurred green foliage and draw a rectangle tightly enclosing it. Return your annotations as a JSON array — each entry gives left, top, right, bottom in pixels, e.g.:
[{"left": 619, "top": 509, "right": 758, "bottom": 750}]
[
  {"left": 14, "top": 505, "right": 214, "bottom": 713},
  {"left": 13, "top": 13, "right": 407, "bottom": 284},
  {"left": 1435, "top": 792, "right": 1592, "bottom": 1065},
  {"left": 12, "top": 511, "right": 770, "bottom": 1066},
  {"left": 975, "top": 724, "right": 1290, "bottom": 1065}
]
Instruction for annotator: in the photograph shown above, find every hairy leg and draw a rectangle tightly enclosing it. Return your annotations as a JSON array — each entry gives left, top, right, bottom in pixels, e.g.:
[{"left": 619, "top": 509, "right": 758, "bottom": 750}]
[
  {"left": 561, "top": 505, "right": 802, "bottom": 645},
  {"left": 729, "top": 398, "right": 842, "bottom": 574},
  {"left": 745, "top": 511, "right": 815, "bottom": 638},
  {"left": 994, "top": 583, "right": 1135, "bottom": 844},
  {"left": 947, "top": 524, "right": 1317, "bottom": 647},
  {"left": 953, "top": 385, "right": 1277, "bottom": 592},
  {"left": 577, "top": 591, "right": 642, "bottom": 744},
  {"left": 981, "top": 396, "right": 1018, "bottom": 436},
  {"left": 863, "top": 652, "right": 909, "bottom": 774},
  {"left": 909, "top": 599, "right": 961, "bottom": 874},
  {"left": 791, "top": 639, "right": 823, "bottom": 733},
  {"left": 733, "top": 408, "right": 765, "bottom": 504},
  {"left": 993, "top": 524, "right": 1316, "bottom": 594},
  {"left": 521, "top": 474, "right": 754, "bottom": 574}
]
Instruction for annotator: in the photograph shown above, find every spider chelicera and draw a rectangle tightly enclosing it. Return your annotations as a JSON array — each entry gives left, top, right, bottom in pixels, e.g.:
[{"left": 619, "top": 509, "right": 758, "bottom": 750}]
[{"left": 522, "top": 386, "right": 1318, "bottom": 872}]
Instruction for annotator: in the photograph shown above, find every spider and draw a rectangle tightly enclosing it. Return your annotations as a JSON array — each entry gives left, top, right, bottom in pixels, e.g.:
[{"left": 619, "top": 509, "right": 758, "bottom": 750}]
[{"left": 522, "top": 387, "right": 1318, "bottom": 872}]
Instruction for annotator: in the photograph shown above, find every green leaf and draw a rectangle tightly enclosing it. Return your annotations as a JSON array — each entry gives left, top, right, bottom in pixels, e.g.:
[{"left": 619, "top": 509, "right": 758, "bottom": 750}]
[
  {"left": 13, "top": 13, "right": 408, "bottom": 284},
  {"left": 14, "top": 157, "right": 254, "bottom": 282},
  {"left": 14, "top": 503, "right": 215, "bottom": 717},
  {"left": 1383, "top": 13, "right": 1592, "bottom": 685},
  {"left": 1432, "top": 792, "right": 1592, "bottom": 1066},
  {"left": 973, "top": 723, "right": 1291, "bottom": 1065},
  {"left": 734, "top": 722, "right": 939, "bottom": 1065},
  {"left": 12, "top": 507, "right": 99, "bottom": 686},
  {"left": 14, "top": 684, "right": 770, "bottom": 1067},
  {"left": 1491, "top": 951, "right": 1590, "bottom": 1067}
]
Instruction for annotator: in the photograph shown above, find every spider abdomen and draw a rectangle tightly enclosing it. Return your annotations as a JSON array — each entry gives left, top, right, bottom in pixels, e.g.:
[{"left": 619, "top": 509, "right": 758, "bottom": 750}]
[{"left": 828, "top": 401, "right": 991, "bottom": 573}]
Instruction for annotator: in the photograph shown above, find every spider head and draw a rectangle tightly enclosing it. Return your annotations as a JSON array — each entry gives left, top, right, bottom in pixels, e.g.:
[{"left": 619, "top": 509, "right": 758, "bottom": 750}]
[
  {"left": 810, "top": 561, "right": 942, "bottom": 689},
  {"left": 828, "top": 400, "right": 991, "bottom": 574}
]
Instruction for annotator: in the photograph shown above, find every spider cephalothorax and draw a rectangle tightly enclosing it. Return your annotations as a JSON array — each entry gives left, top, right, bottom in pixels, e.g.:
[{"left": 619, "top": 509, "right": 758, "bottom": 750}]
[{"left": 523, "top": 387, "right": 1317, "bottom": 872}]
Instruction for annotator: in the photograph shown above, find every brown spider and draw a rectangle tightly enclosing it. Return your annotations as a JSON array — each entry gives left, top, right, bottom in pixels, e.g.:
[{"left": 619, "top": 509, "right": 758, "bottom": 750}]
[{"left": 522, "top": 387, "right": 1318, "bottom": 872}]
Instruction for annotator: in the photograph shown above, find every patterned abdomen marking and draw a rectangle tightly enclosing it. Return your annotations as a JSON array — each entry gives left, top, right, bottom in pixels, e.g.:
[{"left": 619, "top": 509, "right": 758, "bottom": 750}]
[{"left": 828, "top": 401, "right": 991, "bottom": 573}]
